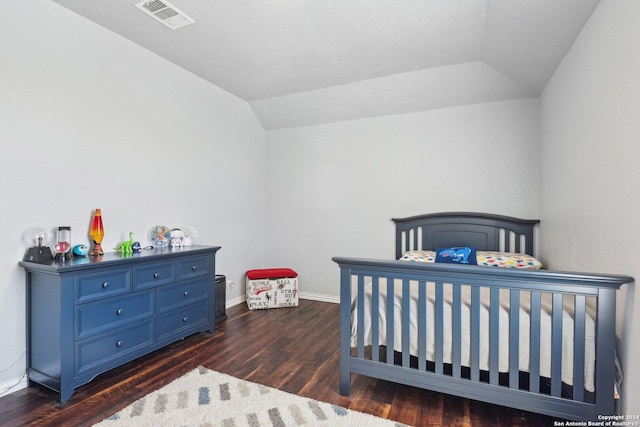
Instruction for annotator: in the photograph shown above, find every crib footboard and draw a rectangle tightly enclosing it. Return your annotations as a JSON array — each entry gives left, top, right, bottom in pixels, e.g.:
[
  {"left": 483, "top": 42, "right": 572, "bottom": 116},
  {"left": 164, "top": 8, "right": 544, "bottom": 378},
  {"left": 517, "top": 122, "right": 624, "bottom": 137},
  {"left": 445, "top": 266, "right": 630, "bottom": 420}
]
[{"left": 333, "top": 257, "right": 633, "bottom": 421}]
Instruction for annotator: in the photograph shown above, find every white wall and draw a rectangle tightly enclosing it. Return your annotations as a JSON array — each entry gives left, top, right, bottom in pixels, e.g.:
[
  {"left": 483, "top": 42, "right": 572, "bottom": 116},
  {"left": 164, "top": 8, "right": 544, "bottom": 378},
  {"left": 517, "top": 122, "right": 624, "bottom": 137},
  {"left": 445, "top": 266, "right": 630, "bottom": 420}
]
[
  {"left": 265, "top": 99, "right": 540, "bottom": 299},
  {"left": 0, "top": 1, "right": 266, "bottom": 395},
  {"left": 540, "top": 0, "right": 640, "bottom": 414}
]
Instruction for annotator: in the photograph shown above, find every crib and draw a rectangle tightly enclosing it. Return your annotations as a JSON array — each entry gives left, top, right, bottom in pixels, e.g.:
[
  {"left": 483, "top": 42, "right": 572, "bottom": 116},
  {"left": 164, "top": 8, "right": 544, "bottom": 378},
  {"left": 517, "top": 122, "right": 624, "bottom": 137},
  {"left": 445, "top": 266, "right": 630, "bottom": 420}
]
[{"left": 333, "top": 212, "right": 633, "bottom": 421}]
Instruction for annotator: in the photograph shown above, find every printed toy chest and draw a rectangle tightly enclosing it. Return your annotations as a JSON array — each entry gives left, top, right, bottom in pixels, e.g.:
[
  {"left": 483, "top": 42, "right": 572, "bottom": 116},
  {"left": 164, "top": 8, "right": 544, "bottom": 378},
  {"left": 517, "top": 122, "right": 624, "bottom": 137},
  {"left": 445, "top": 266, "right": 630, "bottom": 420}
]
[{"left": 246, "top": 268, "right": 298, "bottom": 310}]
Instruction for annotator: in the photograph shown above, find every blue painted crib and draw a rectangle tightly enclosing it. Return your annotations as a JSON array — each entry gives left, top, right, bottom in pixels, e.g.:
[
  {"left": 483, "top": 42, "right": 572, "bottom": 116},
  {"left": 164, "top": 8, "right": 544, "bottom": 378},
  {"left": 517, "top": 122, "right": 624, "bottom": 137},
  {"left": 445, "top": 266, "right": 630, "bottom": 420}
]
[{"left": 333, "top": 212, "right": 633, "bottom": 421}]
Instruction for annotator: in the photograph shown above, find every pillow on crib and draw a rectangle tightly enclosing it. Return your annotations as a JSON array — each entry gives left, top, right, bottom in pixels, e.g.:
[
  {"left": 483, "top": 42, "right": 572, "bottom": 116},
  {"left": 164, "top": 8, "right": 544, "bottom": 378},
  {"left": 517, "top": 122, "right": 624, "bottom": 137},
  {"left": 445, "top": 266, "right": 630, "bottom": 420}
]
[
  {"left": 399, "top": 250, "right": 436, "bottom": 263},
  {"left": 399, "top": 250, "right": 542, "bottom": 270},
  {"left": 435, "top": 247, "right": 477, "bottom": 265},
  {"left": 476, "top": 251, "right": 542, "bottom": 270}
]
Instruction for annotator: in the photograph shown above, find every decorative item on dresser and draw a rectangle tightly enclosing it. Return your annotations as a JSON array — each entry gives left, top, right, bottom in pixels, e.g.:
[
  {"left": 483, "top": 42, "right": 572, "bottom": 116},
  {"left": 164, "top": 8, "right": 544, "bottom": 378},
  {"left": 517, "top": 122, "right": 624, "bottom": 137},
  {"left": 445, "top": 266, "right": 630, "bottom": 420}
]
[
  {"left": 333, "top": 212, "right": 633, "bottom": 421},
  {"left": 19, "top": 245, "right": 221, "bottom": 403},
  {"left": 21, "top": 227, "right": 53, "bottom": 263},
  {"left": 89, "top": 208, "right": 105, "bottom": 256}
]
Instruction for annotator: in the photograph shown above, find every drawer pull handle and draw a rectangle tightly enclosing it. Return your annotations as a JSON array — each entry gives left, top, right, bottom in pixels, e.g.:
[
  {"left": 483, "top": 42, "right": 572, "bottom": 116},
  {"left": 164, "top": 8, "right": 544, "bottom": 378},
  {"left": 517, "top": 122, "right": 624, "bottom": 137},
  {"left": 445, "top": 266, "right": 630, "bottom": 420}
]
[
  {"left": 153, "top": 273, "right": 159, "bottom": 279},
  {"left": 102, "top": 281, "right": 109, "bottom": 289},
  {"left": 182, "top": 316, "right": 188, "bottom": 323},
  {"left": 116, "top": 308, "right": 123, "bottom": 316},
  {"left": 116, "top": 340, "right": 123, "bottom": 348},
  {"left": 191, "top": 265, "right": 198, "bottom": 271},
  {"left": 183, "top": 290, "right": 190, "bottom": 297}
]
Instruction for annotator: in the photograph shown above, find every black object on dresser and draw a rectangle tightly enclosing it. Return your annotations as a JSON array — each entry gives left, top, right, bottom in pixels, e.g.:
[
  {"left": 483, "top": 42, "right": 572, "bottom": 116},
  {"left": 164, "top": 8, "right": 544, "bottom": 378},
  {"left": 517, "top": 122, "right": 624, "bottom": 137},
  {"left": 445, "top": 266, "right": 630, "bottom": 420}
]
[{"left": 20, "top": 245, "right": 221, "bottom": 403}]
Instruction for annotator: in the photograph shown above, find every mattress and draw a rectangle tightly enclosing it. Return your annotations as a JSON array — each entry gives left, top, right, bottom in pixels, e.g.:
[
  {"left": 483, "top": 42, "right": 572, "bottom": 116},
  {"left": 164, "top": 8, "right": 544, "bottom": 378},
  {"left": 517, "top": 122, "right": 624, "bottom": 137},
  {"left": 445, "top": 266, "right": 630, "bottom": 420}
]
[{"left": 351, "top": 278, "right": 597, "bottom": 392}]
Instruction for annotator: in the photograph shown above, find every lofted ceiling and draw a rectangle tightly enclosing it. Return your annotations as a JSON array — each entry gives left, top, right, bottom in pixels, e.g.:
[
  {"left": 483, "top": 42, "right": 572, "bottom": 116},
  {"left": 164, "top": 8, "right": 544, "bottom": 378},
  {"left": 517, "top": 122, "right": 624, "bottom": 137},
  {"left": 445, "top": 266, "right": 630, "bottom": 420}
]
[{"left": 52, "top": 0, "right": 600, "bottom": 129}]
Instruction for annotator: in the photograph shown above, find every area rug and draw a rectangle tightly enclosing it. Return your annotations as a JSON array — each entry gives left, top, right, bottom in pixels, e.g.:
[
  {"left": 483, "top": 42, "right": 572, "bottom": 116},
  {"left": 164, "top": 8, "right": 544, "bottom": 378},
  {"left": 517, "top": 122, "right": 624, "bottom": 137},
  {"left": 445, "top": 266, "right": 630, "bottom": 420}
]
[{"left": 94, "top": 366, "right": 408, "bottom": 427}]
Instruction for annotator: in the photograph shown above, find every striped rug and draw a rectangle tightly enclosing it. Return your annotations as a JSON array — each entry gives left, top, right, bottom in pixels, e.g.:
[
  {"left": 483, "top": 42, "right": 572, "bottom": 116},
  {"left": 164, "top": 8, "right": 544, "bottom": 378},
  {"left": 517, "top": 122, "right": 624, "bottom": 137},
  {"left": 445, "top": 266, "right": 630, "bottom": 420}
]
[{"left": 94, "top": 366, "right": 408, "bottom": 427}]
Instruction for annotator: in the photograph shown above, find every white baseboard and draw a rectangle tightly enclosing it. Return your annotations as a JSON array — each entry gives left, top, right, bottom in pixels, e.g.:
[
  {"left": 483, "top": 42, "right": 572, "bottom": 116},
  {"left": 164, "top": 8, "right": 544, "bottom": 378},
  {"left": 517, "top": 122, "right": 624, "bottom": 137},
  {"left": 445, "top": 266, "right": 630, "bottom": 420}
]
[
  {"left": 225, "top": 294, "right": 246, "bottom": 308},
  {"left": 299, "top": 292, "right": 339, "bottom": 304},
  {"left": 0, "top": 374, "right": 27, "bottom": 398}
]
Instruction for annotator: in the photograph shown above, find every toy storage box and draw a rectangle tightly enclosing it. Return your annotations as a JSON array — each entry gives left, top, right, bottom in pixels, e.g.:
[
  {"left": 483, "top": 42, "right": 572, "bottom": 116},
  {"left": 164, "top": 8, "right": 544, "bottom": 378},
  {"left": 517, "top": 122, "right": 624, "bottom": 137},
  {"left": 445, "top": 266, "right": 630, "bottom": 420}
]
[{"left": 246, "top": 268, "right": 298, "bottom": 310}]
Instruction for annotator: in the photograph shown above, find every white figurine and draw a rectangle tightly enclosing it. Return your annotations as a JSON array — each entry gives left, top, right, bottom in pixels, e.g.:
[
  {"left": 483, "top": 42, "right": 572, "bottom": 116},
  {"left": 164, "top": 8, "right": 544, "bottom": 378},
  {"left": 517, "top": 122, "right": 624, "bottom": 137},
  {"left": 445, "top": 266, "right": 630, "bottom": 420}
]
[{"left": 169, "top": 228, "right": 183, "bottom": 248}]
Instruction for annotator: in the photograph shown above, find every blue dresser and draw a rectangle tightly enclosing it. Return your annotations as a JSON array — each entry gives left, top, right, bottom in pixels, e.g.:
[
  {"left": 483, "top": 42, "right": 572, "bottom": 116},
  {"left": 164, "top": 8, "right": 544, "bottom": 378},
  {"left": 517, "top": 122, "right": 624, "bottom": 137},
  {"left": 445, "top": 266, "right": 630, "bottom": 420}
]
[{"left": 20, "top": 245, "right": 220, "bottom": 403}]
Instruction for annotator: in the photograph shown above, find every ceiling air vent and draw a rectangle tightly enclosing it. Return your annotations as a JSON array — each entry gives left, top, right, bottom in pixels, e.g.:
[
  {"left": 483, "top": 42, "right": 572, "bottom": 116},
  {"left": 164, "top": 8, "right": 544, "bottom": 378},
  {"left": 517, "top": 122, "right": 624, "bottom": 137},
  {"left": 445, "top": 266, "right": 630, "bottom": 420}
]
[{"left": 135, "top": 0, "right": 194, "bottom": 30}]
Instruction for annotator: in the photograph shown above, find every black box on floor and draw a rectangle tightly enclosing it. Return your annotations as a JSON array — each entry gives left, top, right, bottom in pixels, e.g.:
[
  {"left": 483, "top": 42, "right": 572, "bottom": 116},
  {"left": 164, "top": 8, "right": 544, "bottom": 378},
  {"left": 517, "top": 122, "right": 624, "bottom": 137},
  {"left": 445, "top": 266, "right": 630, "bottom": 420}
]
[{"left": 215, "top": 274, "right": 227, "bottom": 323}]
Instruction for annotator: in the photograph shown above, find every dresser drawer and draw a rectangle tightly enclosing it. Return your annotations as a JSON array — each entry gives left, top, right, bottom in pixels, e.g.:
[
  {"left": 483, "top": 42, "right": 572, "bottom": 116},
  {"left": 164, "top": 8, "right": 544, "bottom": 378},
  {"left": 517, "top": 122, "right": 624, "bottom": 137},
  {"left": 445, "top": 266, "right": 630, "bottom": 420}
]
[
  {"left": 178, "top": 255, "right": 210, "bottom": 280},
  {"left": 133, "top": 261, "right": 176, "bottom": 290},
  {"left": 157, "top": 278, "right": 209, "bottom": 314},
  {"left": 75, "top": 291, "right": 154, "bottom": 339},
  {"left": 156, "top": 301, "right": 209, "bottom": 343},
  {"left": 75, "top": 268, "right": 132, "bottom": 304},
  {"left": 75, "top": 320, "right": 154, "bottom": 376}
]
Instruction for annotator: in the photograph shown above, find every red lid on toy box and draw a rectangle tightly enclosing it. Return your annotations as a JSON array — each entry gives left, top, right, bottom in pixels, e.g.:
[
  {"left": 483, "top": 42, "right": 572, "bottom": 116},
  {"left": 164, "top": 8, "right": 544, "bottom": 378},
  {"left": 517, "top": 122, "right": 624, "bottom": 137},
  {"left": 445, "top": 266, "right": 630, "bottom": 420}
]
[{"left": 246, "top": 268, "right": 298, "bottom": 280}]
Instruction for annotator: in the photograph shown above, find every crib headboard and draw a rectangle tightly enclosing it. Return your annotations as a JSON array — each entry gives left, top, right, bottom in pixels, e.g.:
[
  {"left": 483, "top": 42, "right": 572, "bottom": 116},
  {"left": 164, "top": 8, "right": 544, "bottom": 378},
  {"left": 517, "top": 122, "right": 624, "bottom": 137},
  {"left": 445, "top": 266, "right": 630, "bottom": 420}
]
[{"left": 392, "top": 212, "right": 540, "bottom": 260}]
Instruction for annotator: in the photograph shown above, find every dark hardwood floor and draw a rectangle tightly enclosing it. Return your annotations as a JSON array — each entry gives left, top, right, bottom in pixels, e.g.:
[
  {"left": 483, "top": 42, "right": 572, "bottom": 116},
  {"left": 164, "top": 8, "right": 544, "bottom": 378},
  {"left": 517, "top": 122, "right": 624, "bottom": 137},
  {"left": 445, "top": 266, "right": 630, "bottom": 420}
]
[{"left": 0, "top": 299, "right": 557, "bottom": 426}]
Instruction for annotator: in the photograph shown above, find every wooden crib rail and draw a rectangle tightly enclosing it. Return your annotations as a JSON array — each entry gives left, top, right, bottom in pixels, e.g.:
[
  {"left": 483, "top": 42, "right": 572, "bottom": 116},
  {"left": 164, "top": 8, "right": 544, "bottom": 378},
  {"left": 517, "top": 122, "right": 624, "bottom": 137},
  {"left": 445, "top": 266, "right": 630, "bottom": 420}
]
[{"left": 333, "top": 257, "right": 633, "bottom": 421}]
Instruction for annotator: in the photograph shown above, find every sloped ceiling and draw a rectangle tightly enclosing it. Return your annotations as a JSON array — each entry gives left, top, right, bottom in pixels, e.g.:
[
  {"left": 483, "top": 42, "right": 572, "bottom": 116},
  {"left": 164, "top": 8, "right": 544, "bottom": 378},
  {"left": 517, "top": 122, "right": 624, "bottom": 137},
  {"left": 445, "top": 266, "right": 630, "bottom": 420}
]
[{"left": 52, "top": 0, "right": 600, "bottom": 129}]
